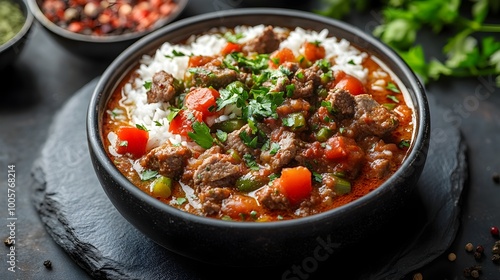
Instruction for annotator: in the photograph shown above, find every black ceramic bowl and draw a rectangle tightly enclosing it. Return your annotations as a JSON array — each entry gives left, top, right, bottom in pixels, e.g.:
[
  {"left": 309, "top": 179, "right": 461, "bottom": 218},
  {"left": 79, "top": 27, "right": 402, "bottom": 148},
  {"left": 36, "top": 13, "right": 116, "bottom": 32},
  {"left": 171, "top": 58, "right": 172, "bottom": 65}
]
[
  {"left": 87, "top": 8, "right": 430, "bottom": 267},
  {"left": 27, "top": 0, "right": 188, "bottom": 61},
  {"left": 0, "top": 0, "right": 33, "bottom": 70}
]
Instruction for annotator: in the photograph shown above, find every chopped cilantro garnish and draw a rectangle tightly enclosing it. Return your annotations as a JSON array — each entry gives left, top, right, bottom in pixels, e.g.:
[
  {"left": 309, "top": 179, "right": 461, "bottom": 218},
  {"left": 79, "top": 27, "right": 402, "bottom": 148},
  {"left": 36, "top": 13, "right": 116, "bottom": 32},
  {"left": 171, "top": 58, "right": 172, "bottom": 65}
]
[
  {"left": 165, "top": 49, "right": 187, "bottom": 58},
  {"left": 269, "top": 142, "right": 280, "bottom": 155},
  {"left": 387, "top": 95, "right": 400, "bottom": 103},
  {"left": 167, "top": 108, "right": 181, "bottom": 122},
  {"left": 386, "top": 82, "right": 401, "bottom": 93},
  {"left": 188, "top": 122, "right": 214, "bottom": 149},
  {"left": 154, "top": 121, "right": 163, "bottom": 127},
  {"left": 224, "top": 32, "right": 244, "bottom": 43},
  {"left": 141, "top": 170, "right": 158, "bottom": 181},
  {"left": 216, "top": 129, "right": 228, "bottom": 142},
  {"left": 239, "top": 131, "right": 258, "bottom": 149},
  {"left": 243, "top": 154, "right": 260, "bottom": 171},
  {"left": 175, "top": 197, "right": 187, "bottom": 205},
  {"left": 143, "top": 81, "right": 152, "bottom": 90},
  {"left": 312, "top": 172, "right": 323, "bottom": 183},
  {"left": 136, "top": 124, "right": 149, "bottom": 131},
  {"left": 398, "top": 139, "right": 411, "bottom": 149}
]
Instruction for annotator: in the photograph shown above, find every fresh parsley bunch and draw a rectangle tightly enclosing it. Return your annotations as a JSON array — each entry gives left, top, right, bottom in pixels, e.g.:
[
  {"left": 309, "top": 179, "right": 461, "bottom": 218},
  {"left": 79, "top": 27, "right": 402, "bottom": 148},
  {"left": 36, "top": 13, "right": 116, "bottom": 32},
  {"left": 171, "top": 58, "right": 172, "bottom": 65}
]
[{"left": 317, "top": 0, "right": 500, "bottom": 87}]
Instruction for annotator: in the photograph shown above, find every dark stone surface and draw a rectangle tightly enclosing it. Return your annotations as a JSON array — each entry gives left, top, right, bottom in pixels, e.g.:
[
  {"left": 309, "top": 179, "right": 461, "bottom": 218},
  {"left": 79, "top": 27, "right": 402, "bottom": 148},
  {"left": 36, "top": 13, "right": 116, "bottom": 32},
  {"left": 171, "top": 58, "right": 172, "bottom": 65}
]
[{"left": 31, "top": 78, "right": 467, "bottom": 280}]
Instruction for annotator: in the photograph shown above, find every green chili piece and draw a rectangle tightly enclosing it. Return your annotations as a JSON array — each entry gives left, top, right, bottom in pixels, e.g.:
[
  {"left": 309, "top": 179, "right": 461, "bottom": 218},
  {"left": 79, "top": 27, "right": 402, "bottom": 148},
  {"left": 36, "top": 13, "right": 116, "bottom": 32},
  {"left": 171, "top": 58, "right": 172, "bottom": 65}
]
[
  {"left": 283, "top": 112, "right": 306, "bottom": 131},
  {"left": 150, "top": 176, "right": 172, "bottom": 198},
  {"left": 315, "top": 127, "right": 332, "bottom": 142},
  {"left": 236, "top": 174, "right": 266, "bottom": 192},
  {"left": 213, "top": 119, "right": 246, "bottom": 133},
  {"left": 332, "top": 175, "right": 351, "bottom": 195}
]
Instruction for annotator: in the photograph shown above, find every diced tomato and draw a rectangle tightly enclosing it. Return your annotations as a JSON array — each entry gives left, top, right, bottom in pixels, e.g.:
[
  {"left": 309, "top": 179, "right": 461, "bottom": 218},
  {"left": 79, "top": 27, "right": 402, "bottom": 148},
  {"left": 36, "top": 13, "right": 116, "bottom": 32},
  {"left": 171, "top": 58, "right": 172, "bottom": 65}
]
[
  {"left": 276, "top": 166, "right": 312, "bottom": 205},
  {"left": 188, "top": 55, "right": 216, "bottom": 67},
  {"left": 334, "top": 74, "right": 366, "bottom": 95},
  {"left": 168, "top": 109, "right": 203, "bottom": 136},
  {"left": 303, "top": 41, "right": 326, "bottom": 62},
  {"left": 184, "top": 87, "right": 220, "bottom": 118},
  {"left": 324, "top": 136, "right": 349, "bottom": 160},
  {"left": 116, "top": 126, "right": 149, "bottom": 158},
  {"left": 269, "top": 47, "right": 296, "bottom": 69},
  {"left": 221, "top": 42, "right": 242, "bottom": 55}
]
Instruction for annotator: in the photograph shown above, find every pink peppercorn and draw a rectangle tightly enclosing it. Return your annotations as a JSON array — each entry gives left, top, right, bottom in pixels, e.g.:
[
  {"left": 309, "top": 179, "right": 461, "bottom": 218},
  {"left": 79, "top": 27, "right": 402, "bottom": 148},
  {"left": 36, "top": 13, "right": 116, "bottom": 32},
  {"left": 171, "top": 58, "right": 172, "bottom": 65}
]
[{"left": 491, "top": 226, "right": 499, "bottom": 237}]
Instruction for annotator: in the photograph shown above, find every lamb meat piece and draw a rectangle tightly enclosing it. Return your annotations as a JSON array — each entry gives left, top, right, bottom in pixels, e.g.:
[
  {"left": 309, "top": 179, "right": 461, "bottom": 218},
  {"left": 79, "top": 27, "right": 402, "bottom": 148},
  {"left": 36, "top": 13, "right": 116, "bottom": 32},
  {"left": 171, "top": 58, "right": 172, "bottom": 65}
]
[
  {"left": 189, "top": 64, "right": 238, "bottom": 89},
  {"left": 352, "top": 94, "right": 399, "bottom": 137},
  {"left": 140, "top": 142, "right": 192, "bottom": 179},
  {"left": 146, "top": 70, "right": 183, "bottom": 103},
  {"left": 255, "top": 185, "right": 290, "bottom": 210},
  {"left": 290, "top": 64, "right": 322, "bottom": 98},
  {"left": 325, "top": 88, "right": 356, "bottom": 120},
  {"left": 260, "top": 128, "right": 300, "bottom": 171},
  {"left": 198, "top": 187, "right": 231, "bottom": 215},
  {"left": 193, "top": 153, "right": 244, "bottom": 189},
  {"left": 242, "top": 25, "right": 285, "bottom": 54},
  {"left": 223, "top": 124, "right": 256, "bottom": 157}
]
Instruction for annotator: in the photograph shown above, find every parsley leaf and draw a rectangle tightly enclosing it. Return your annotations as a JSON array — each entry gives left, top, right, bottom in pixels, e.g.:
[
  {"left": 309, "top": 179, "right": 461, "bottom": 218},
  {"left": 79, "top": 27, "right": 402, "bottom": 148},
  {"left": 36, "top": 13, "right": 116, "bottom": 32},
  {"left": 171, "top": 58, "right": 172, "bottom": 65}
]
[
  {"left": 188, "top": 122, "right": 214, "bottom": 149},
  {"left": 242, "top": 154, "right": 260, "bottom": 171},
  {"left": 143, "top": 81, "right": 152, "bottom": 90}
]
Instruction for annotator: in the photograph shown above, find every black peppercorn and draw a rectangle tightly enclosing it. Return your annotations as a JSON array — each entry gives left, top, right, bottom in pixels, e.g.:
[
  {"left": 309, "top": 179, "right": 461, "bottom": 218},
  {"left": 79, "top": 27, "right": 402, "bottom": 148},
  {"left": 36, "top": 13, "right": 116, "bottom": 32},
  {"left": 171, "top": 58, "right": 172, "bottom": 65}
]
[
  {"left": 463, "top": 267, "right": 471, "bottom": 277},
  {"left": 476, "top": 245, "right": 485, "bottom": 254},
  {"left": 493, "top": 172, "right": 500, "bottom": 184},
  {"left": 474, "top": 251, "right": 483, "bottom": 260},
  {"left": 43, "top": 260, "right": 52, "bottom": 269}
]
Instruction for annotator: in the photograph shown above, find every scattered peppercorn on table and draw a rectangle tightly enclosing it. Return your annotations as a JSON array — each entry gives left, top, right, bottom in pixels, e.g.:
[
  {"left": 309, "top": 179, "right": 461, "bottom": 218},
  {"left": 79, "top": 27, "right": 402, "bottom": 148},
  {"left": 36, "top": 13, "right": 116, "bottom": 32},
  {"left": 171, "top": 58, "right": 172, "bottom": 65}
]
[{"left": 1, "top": 0, "right": 500, "bottom": 279}]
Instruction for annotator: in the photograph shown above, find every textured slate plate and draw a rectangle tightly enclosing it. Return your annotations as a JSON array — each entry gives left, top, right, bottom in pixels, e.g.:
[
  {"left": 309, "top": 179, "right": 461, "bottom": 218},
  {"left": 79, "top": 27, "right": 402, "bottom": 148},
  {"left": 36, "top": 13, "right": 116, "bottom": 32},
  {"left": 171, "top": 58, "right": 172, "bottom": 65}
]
[{"left": 32, "top": 78, "right": 467, "bottom": 280}]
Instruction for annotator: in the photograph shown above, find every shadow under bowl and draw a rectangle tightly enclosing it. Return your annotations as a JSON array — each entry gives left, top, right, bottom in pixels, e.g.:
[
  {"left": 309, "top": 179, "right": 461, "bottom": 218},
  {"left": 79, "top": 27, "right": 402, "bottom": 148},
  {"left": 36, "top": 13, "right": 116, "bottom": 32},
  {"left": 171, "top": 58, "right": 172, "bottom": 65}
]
[{"left": 87, "top": 8, "right": 430, "bottom": 267}]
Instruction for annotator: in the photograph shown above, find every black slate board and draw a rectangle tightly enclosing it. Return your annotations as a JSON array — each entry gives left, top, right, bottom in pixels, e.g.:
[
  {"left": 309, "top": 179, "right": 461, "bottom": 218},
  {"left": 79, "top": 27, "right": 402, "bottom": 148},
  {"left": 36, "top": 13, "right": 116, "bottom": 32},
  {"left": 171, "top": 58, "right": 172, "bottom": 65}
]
[{"left": 32, "top": 78, "right": 468, "bottom": 280}]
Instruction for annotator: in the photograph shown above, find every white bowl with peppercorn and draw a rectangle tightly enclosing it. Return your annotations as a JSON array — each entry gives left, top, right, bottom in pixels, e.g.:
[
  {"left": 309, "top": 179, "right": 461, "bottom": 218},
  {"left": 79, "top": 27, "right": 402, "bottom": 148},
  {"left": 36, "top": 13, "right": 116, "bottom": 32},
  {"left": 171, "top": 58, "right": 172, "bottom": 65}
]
[{"left": 27, "top": 0, "right": 188, "bottom": 60}]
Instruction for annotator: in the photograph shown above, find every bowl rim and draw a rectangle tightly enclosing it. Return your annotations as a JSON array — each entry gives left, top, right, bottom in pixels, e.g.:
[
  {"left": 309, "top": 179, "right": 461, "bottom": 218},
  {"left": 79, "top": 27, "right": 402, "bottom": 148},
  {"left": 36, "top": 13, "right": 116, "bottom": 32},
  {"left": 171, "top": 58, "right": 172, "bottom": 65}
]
[
  {"left": 26, "top": 0, "right": 189, "bottom": 43},
  {"left": 88, "top": 7, "right": 430, "bottom": 230},
  {"left": 0, "top": 0, "right": 34, "bottom": 52}
]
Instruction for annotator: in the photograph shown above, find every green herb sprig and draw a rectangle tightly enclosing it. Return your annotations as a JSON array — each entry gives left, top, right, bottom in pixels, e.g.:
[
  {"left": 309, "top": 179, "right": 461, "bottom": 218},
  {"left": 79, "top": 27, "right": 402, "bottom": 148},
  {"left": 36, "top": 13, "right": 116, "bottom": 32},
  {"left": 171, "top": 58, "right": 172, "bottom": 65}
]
[{"left": 317, "top": 0, "right": 500, "bottom": 87}]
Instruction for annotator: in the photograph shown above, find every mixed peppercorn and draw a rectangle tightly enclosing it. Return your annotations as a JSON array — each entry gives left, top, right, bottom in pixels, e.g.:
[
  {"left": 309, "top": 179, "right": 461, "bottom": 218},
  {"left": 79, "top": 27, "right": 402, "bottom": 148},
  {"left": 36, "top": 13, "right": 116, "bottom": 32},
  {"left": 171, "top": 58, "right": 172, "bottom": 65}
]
[{"left": 40, "top": 0, "right": 178, "bottom": 36}]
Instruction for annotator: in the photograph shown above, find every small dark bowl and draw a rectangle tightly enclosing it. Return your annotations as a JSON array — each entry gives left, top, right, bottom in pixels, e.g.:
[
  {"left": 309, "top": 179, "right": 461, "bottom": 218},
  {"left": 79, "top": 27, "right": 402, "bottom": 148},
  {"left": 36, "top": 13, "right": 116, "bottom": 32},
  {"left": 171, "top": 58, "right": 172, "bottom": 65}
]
[
  {"left": 27, "top": 0, "right": 188, "bottom": 61},
  {"left": 0, "top": 0, "right": 33, "bottom": 70},
  {"left": 87, "top": 8, "right": 430, "bottom": 266}
]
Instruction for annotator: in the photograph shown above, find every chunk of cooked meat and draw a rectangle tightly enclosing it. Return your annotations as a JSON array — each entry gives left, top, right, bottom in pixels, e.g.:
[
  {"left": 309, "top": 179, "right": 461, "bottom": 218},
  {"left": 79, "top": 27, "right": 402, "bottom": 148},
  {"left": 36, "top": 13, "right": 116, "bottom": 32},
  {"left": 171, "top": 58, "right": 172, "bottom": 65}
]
[
  {"left": 188, "top": 64, "right": 239, "bottom": 89},
  {"left": 290, "top": 64, "right": 323, "bottom": 98},
  {"left": 260, "top": 128, "right": 300, "bottom": 171},
  {"left": 242, "top": 25, "right": 285, "bottom": 54},
  {"left": 255, "top": 185, "right": 290, "bottom": 210},
  {"left": 146, "top": 70, "right": 183, "bottom": 103},
  {"left": 325, "top": 88, "right": 356, "bottom": 120},
  {"left": 140, "top": 142, "right": 192, "bottom": 179},
  {"left": 351, "top": 94, "right": 399, "bottom": 137},
  {"left": 223, "top": 124, "right": 255, "bottom": 157},
  {"left": 198, "top": 187, "right": 231, "bottom": 215},
  {"left": 193, "top": 153, "right": 244, "bottom": 189}
]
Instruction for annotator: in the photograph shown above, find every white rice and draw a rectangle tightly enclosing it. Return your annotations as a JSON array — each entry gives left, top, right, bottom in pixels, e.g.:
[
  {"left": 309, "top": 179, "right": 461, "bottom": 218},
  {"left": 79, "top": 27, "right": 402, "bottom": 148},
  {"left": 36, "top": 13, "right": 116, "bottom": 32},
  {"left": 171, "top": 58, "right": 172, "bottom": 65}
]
[{"left": 117, "top": 25, "right": 370, "bottom": 151}]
